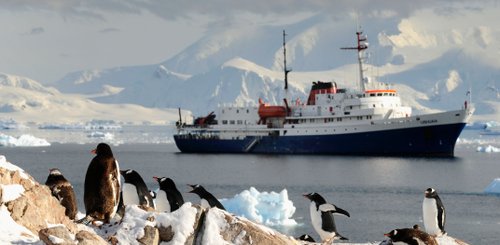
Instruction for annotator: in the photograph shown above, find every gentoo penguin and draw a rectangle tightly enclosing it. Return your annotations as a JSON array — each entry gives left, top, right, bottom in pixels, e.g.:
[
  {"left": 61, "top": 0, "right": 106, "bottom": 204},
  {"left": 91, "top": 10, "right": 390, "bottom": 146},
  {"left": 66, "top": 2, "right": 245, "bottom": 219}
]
[
  {"left": 422, "top": 187, "right": 446, "bottom": 236},
  {"left": 297, "top": 234, "right": 316, "bottom": 242},
  {"left": 45, "top": 168, "right": 78, "bottom": 220},
  {"left": 384, "top": 228, "right": 438, "bottom": 245},
  {"left": 188, "top": 184, "right": 225, "bottom": 210},
  {"left": 303, "top": 192, "right": 350, "bottom": 242},
  {"left": 153, "top": 176, "right": 184, "bottom": 212},
  {"left": 80, "top": 143, "right": 121, "bottom": 224},
  {"left": 120, "top": 169, "right": 155, "bottom": 209}
]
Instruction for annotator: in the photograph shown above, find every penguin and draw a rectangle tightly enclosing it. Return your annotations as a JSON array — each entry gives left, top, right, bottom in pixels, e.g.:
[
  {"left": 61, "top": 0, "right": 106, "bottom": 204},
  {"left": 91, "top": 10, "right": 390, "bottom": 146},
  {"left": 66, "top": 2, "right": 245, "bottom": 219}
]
[
  {"left": 153, "top": 176, "right": 184, "bottom": 212},
  {"left": 120, "top": 169, "right": 155, "bottom": 209},
  {"left": 422, "top": 187, "right": 446, "bottom": 236},
  {"left": 80, "top": 143, "right": 121, "bottom": 224},
  {"left": 303, "top": 192, "right": 350, "bottom": 242},
  {"left": 188, "top": 184, "right": 225, "bottom": 210},
  {"left": 297, "top": 234, "right": 316, "bottom": 242},
  {"left": 384, "top": 228, "right": 438, "bottom": 245},
  {"left": 45, "top": 168, "right": 78, "bottom": 220}
]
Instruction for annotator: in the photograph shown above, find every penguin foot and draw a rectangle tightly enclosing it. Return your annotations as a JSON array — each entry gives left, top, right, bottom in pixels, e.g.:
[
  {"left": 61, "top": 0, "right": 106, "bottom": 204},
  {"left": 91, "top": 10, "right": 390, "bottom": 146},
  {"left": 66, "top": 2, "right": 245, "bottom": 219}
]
[{"left": 76, "top": 215, "right": 94, "bottom": 225}]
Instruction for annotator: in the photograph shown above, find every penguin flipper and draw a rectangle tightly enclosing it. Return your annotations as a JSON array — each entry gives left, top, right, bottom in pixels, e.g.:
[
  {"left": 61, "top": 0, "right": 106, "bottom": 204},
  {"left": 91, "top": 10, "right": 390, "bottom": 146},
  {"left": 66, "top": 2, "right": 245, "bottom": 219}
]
[
  {"left": 332, "top": 206, "right": 350, "bottom": 218},
  {"left": 337, "top": 234, "right": 348, "bottom": 240},
  {"left": 319, "top": 203, "right": 336, "bottom": 212}
]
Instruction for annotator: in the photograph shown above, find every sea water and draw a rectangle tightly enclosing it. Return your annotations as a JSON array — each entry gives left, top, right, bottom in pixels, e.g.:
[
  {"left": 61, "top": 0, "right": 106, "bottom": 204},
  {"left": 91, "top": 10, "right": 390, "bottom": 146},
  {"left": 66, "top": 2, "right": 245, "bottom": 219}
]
[{"left": 1, "top": 127, "right": 499, "bottom": 243}]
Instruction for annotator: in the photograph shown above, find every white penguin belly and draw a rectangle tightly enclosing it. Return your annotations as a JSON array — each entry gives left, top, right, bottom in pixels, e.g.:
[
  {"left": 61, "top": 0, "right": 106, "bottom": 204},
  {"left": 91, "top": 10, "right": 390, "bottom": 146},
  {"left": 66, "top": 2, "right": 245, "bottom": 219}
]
[
  {"left": 200, "top": 199, "right": 211, "bottom": 209},
  {"left": 122, "top": 183, "right": 140, "bottom": 206},
  {"left": 155, "top": 190, "right": 171, "bottom": 212},
  {"left": 309, "top": 202, "right": 335, "bottom": 241},
  {"left": 423, "top": 198, "right": 440, "bottom": 235}
]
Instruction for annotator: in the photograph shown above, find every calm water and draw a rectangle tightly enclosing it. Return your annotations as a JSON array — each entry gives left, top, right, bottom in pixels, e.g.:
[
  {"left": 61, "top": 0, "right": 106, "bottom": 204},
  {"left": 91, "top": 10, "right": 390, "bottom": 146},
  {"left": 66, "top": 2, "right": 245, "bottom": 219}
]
[{"left": 2, "top": 142, "right": 500, "bottom": 244}]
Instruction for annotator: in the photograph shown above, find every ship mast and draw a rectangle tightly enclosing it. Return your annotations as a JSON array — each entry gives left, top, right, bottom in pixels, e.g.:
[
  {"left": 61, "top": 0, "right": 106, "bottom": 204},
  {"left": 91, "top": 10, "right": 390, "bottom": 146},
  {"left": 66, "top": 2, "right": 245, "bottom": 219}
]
[
  {"left": 341, "top": 31, "right": 368, "bottom": 92},
  {"left": 283, "top": 30, "right": 291, "bottom": 93}
]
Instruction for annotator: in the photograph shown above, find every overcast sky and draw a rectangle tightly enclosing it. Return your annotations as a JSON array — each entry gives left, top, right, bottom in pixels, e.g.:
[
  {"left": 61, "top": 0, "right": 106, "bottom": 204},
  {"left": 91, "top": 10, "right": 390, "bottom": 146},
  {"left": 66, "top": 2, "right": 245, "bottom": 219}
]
[{"left": 0, "top": 0, "right": 490, "bottom": 83}]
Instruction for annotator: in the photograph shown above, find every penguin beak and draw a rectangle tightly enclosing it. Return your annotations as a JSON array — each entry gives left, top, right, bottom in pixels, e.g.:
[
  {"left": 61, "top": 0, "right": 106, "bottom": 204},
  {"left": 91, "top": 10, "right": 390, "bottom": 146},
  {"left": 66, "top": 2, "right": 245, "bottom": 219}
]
[
  {"left": 384, "top": 233, "right": 390, "bottom": 237},
  {"left": 152, "top": 176, "right": 159, "bottom": 181},
  {"left": 187, "top": 184, "right": 196, "bottom": 193},
  {"left": 302, "top": 193, "right": 311, "bottom": 200},
  {"left": 91, "top": 148, "right": 97, "bottom": 154}
]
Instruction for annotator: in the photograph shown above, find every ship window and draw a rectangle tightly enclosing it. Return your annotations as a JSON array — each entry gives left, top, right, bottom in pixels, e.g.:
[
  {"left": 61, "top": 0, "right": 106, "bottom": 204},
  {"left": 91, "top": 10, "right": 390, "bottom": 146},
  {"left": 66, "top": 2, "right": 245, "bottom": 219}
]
[
  {"left": 344, "top": 112, "right": 350, "bottom": 115},
  {"left": 337, "top": 118, "right": 342, "bottom": 122},
  {"left": 384, "top": 93, "right": 388, "bottom": 96},
  {"left": 236, "top": 109, "right": 239, "bottom": 113},
  {"left": 237, "top": 120, "right": 243, "bottom": 124},
  {"left": 377, "top": 93, "right": 382, "bottom": 96},
  {"left": 222, "top": 109, "right": 225, "bottom": 113},
  {"left": 247, "top": 109, "right": 249, "bottom": 113},
  {"left": 370, "top": 94, "right": 375, "bottom": 97},
  {"left": 222, "top": 120, "right": 228, "bottom": 125},
  {"left": 230, "top": 120, "right": 235, "bottom": 124}
]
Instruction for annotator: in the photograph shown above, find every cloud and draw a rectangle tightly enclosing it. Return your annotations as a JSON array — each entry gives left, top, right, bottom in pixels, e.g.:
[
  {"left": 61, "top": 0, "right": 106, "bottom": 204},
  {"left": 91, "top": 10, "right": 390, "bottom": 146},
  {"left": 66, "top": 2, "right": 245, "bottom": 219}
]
[{"left": 0, "top": 0, "right": 481, "bottom": 22}]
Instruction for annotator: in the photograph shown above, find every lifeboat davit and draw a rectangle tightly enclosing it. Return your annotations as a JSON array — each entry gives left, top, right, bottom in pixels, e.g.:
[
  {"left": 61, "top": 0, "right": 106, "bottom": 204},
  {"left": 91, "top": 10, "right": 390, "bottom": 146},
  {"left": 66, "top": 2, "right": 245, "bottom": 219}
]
[{"left": 258, "top": 98, "right": 287, "bottom": 118}]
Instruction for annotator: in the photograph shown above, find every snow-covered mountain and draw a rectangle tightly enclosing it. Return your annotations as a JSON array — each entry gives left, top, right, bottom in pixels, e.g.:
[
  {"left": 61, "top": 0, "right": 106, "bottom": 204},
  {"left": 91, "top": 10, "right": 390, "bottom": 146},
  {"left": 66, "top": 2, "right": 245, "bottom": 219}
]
[
  {"left": 15, "top": 10, "right": 500, "bottom": 122},
  {"left": 0, "top": 72, "right": 184, "bottom": 124}
]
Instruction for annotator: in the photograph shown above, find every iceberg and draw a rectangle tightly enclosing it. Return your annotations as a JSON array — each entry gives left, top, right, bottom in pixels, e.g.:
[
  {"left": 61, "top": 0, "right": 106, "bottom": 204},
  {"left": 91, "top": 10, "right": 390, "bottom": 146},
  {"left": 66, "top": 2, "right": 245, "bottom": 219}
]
[
  {"left": 220, "top": 187, "right": 297, "bottom": 226},
  {"left": 476, "top": 145, "right": 500, "bottom": 153},
  {"left": 0, "top": 133, "right": 50, "bottom": 147},
  {"left": 484, "top": 178, "right": 500, "bottom": 194}
]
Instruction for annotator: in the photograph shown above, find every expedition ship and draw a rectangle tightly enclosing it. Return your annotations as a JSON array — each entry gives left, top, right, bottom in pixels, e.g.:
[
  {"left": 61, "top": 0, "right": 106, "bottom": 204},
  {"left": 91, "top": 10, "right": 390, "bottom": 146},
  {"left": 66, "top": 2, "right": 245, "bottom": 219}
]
[{"left": 174, "top": 30, "right": 473, "bottom": 156}]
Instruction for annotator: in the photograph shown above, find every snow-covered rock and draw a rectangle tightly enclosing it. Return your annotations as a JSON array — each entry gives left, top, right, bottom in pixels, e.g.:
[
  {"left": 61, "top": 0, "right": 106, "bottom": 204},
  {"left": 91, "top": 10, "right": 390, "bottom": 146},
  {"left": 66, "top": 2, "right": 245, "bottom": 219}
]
[{"left": 0, "top": 133, "right": 50, "bottom": 147}]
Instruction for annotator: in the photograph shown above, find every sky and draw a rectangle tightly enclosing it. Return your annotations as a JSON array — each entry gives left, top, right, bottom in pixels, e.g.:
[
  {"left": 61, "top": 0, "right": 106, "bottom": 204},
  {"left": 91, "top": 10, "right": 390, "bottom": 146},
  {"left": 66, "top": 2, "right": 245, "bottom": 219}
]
[{"left": 0, "top": 0, "right": 494, "bottom": 84}]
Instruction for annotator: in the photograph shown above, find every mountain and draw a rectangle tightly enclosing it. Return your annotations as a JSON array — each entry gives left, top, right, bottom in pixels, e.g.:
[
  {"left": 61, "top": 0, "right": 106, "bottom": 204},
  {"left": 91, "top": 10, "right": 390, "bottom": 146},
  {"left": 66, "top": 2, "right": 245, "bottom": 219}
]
[
  {"left": 0, "top": 72, "right": 184, "bottom": 124},
  {"left": 45, "top": 13, "right": 500, "bottom": 122}
]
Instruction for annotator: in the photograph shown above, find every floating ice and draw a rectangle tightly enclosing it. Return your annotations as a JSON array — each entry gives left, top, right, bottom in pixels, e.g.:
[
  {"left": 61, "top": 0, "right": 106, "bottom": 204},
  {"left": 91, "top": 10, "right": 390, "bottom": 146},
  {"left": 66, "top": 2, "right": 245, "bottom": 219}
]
[
  {"left": 484, "top": 178, "right": 500, "bottom": 194},
  {"left": 87, "top": 131, "right": 114, "bottom": 141},
  {"left": 220, "top": 187, "right": 297, "bottom": 226},
  {"left": 0, "top": 119, "right": 28, "bottom": 130},
  {"left": 476, "top": 145, "right": 500, "bottom": 153},
  {"left": 0, "top": 133, "right": 50, "bottom": 147}
]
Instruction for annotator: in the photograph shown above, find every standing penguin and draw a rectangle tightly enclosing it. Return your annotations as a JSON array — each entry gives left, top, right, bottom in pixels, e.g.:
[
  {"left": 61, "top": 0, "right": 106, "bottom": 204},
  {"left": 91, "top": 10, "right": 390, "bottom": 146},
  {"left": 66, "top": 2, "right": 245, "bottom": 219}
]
[
  {"left": 120, "top": 169, "right": 155, "bottom": 209},
  {"left": 384, "top": 228, "right": 438, "bottom": 245},
  {"left": 188, "top": 184, "right": 225, "bottom": 210},
  {"left": 422, "top": 188, "right": 446, "bottom": 236},
  {"left": 80, "top": 143, "right": 121, "bottom": 224},
  {"left": 303, "top": 192, "right": 350, "bottom": 242},
  {"left": 153, "top": 176, "right": 184, "bottom": 212},
  {"left": 45, "top": 168, "right": 78, "bottom": 220}
]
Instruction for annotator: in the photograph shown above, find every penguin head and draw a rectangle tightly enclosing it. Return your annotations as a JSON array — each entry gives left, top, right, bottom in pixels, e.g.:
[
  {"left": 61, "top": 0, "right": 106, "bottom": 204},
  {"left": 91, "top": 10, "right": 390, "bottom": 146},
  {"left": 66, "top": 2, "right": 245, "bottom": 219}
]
[
  {"left": 303, "top": 192, "right": 326, "bottom": 204},
  {"left": 188, "top": 184, "right": 206, "bottom": 196},
  {"left": 153, "top": 176, "right": 178, "bottom": 190},
  {"left": 92, "top": 143, "right": 113, "bottom": 157},
  {"left": 120, "top": 169, "right": 138, "bottom": 182},
  {"left": 425, "top": 188, "right": 438, "bottom": 198},
  {"left": 48, "top": 168, "right": 63, "bottom": 176},
  {"left": 384, "top": 229, "right": 399, "bottom": 240}
]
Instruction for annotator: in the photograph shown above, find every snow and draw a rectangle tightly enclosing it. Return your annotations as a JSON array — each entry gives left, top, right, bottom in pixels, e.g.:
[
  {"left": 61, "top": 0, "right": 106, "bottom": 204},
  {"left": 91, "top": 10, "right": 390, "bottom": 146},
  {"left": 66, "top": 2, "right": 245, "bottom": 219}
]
[
  {"left": 202, "top": 208, "right": 229, "bottom": 245},
  {"left": 484, "top": 178, "right": 500, "bottom": 194},
  {"left": 48, "top": 235, "right": 65, "bottom": 244},
  {"left": 0, "top": 205, "right": 39, "bottom": 243},
  {"left": 0, "top": 155, "right": 30, "bottom": 179},
  {"left": 220, "top": 187, "right": 297, "bottom": 226},
  {"left": 0, "top": 133, "right": 50, "bottom": 147},
  {"left": 0, "top": 184, "right": 25, "bottom": 203}
]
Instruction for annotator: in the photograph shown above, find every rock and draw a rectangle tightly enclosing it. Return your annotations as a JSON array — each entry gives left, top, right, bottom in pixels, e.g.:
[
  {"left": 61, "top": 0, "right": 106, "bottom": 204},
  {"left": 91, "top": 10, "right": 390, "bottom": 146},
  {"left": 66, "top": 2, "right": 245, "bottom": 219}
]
[
  {"left": 158, "top": 225, "right": 174, "bottom": 242},
  {"left": 39, "top": 226, "right": 75, "bottom": 245},
  {"left": 75, "top": 230, "right": 109, "bottom": 245},
  {"left": 6, "top": 184, "right": 78, "bottom": 234},
  {"left": 203, "top": 208, "right": 299, "bottom": 245},
  {"left": 138, "top": 225, "right": 159, "bottom": 245}
]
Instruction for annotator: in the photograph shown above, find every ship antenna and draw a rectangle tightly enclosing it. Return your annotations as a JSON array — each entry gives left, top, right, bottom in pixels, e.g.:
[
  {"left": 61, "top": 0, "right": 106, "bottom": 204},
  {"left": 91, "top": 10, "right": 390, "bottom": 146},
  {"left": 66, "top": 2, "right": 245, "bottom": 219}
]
[
  {"left": 283, "top": 30, "right": 291, "bottom": 91},
  {"left": 341, "top": 27, "right": 368, "bottom": 92}
]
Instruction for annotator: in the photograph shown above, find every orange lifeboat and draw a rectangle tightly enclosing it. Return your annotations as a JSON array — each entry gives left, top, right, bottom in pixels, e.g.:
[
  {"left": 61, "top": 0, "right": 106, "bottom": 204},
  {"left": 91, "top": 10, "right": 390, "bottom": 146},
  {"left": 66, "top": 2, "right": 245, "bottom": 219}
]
[{"left": 258, "top": 98, "right": 287, "bottom": 118}]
